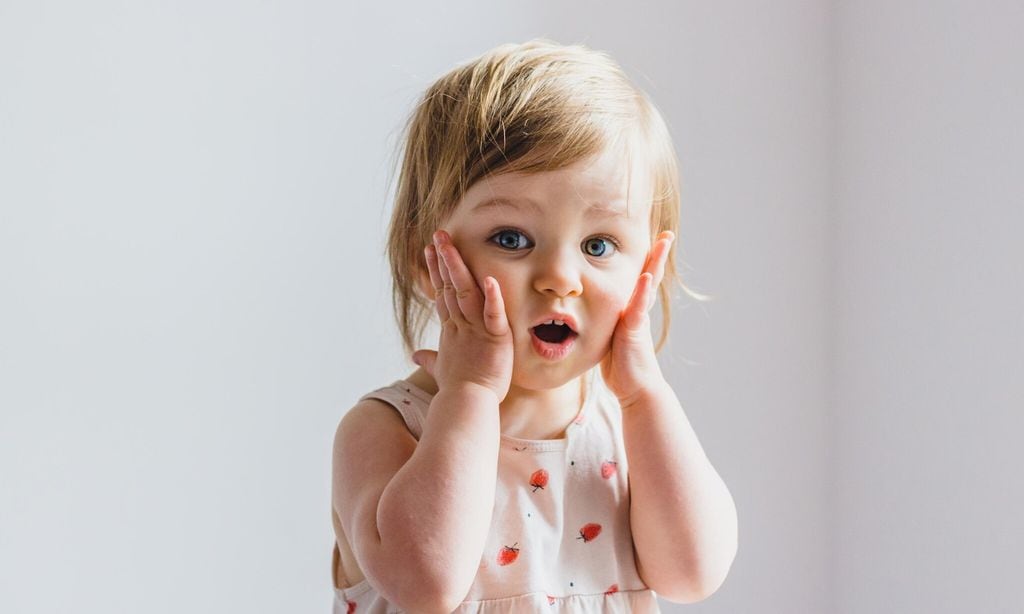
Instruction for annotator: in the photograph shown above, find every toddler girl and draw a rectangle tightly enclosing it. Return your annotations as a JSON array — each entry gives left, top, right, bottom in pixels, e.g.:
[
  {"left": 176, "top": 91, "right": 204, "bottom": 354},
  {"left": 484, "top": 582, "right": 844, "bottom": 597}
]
[{"left": 331, "top": 39, "right": 737, "bottom": 613}]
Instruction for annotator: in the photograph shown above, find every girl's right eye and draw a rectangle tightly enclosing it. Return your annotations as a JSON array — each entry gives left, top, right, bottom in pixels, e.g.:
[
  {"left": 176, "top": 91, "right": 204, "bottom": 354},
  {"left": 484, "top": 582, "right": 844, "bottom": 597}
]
[{"left": 489, "top": 229, "right": 533, "bottom": 251}]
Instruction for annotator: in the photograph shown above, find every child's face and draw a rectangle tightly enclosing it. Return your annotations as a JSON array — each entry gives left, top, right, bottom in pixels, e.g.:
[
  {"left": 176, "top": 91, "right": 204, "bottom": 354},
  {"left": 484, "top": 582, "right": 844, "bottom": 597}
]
[{"left": 435, "top": 146, "right": 654, "bottom": 391}]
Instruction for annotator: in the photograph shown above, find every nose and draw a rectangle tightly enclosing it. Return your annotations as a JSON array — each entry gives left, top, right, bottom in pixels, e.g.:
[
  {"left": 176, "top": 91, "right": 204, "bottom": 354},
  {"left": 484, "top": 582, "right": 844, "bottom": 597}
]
[{"left": 532, "top": 245, "right": 583, "bottom": 298}]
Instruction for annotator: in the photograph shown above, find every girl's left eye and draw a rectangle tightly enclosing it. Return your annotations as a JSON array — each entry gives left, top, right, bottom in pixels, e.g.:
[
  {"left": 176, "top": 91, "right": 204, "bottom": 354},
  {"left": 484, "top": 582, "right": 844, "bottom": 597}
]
[{"left": 582, "top": 236, "right": 617, "bottom": 258}]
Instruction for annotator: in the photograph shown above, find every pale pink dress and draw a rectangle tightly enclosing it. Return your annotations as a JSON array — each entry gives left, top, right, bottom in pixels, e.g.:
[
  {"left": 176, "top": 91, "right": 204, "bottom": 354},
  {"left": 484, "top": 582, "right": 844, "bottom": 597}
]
[{"left": 332, "top": 372, "right": 661, "bottom": 613}]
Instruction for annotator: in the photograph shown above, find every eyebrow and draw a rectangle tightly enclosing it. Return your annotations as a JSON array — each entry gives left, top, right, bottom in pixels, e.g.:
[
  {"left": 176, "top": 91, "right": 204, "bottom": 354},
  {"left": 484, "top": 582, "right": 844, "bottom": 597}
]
[{"left": 472, "top": 197, "right": 629, "bottom": 218}]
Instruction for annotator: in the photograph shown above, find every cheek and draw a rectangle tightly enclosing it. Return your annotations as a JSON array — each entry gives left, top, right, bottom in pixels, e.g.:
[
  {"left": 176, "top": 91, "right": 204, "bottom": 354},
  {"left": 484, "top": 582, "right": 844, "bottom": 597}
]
[
  {"left": 614, "top": 275, "right": 640, "bottom": 307},
  {"left": 457, "top": 256, "right": 524, "bottom": 323},
  {"left": 589, "top": 267, "right": 644, "bottom": 322},
  {"left": 612, "top": 265, "right": 644, "bottom": 303},
  {"left": 588, "top": 278, "right": 632, "bottom": 324}
]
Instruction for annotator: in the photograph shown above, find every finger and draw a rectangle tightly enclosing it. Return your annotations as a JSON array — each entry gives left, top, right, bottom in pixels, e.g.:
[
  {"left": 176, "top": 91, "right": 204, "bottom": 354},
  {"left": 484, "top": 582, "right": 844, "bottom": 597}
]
[
  {"left": 424, "top": 244, "right": 450, "bottom": 322},
  {"left": 436, "top": 235, "right": 485, "bottom": 324},
  {"left": 625, "top": 272, "right": 655, "bottom": 330},
  {"left": 434, "top": 232, "right": 464, "bottom": 324},
  {"left": 482, "top": 277, "right": 510, "bottom": 336},
  {"left": 645, "top": 231, "right": 674, "bottom": 283},
  {"left": 643, "top": 231, "right": 674, "bottom": 311},
  {"left": 412, "top": 349, "right": 438, "bottom": 377}
]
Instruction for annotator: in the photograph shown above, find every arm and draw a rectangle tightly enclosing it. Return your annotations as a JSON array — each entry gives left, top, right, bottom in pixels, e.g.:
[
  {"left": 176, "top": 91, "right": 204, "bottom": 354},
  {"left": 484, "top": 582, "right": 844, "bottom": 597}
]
[
  {"left": 375, "top": 384, "right": 501, "bottom": 609},
  {"left": 333, "top": 386, "right": 501, "bottom": 614},
  {"left": 621, "top": 381, "right": 738, "bottom": 603},
  {"left": 354, "top": 229, "right": 511, "bottom": 612}
]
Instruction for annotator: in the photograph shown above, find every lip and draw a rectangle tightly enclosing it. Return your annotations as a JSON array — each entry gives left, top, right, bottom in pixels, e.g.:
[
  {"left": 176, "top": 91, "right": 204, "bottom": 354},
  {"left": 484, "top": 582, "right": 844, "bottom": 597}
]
[
  {"left": 530, "top": 329, "right": 577, "bottom": 360},
  {"left": 529, "top": 312, "right": 580, "bottom": 361}
]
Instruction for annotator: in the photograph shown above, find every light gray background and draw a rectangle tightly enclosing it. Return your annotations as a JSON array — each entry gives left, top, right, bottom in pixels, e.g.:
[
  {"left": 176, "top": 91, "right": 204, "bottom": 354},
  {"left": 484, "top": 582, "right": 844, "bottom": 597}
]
[{"left": 1, "top": 1, "right": 1021, "bottom": 613}]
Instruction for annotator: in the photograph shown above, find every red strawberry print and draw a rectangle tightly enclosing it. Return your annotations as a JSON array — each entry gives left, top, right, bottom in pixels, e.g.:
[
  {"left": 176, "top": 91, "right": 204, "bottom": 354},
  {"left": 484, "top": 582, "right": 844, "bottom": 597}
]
[
  {"left": 547, "top": 594, "right": 556, "bottom": 604},
  {"left": 600, "top": 460, "right": 618, "bottom": 479},
  {"left": 529, "top": 468, "right": 549, "bottom": 492},
  {"left": 605, "top": 584, "right": 619, "bottom": 595},
  {"left": 577, "top": 523, "right": 602, "bottom": 542},
  {"left": 497, "top": 542, "right": 520, "bottom": 565},
  {"left": 345, "top": 600, "right": 357, "bottom": 613}
]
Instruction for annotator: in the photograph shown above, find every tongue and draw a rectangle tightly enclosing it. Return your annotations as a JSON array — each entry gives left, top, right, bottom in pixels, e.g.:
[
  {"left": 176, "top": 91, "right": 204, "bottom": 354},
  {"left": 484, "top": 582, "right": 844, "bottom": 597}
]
[{"left": 534, "top": 323, "right": 571, "bottom": 343}]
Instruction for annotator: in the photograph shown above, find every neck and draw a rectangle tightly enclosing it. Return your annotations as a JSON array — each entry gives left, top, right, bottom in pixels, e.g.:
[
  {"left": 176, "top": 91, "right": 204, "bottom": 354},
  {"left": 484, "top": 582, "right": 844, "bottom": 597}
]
[{"left": 498, "top": 375, "right": 586, "bottom": 440}]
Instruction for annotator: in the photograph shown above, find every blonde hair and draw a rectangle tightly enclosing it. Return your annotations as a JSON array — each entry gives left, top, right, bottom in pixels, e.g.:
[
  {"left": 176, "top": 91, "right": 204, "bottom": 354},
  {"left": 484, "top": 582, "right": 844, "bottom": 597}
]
[{"left": 386, "top": 39, "right": 703, "bottom": 356}]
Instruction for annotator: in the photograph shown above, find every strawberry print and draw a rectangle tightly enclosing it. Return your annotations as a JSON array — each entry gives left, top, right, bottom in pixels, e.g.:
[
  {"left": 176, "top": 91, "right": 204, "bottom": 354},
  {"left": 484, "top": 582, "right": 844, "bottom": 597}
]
[
  {"left": 573, "top": 408, "right": 586, "bottom": 425},
  {"left": 605, "top": 584, "right": 619, "bottom": 595},
  {"left": 547, "top": 595, "right": 556, "bottom": 605},
  {"left": 600, "top": 460, "right": 618, "bottom": 479},
  {"left": 497, "top": 542, "right": 520, "bottom": 565},
  {"left": 345, "top": 600, "right": 357, "bottom": 614},
  {"left": 577, "top": 523, "right": 602, "bottom": 542},
  {"left": 529, "top": 468, "right": 549, "bottom": 492}
]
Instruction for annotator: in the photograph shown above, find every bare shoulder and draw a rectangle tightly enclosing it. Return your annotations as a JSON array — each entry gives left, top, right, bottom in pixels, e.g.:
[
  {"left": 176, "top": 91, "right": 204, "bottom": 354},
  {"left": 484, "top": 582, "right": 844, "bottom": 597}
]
[
  {"left": 332, "top": 395, "right": 419, "bottom": 570},
  {"left": 333, "top": 396, "right": 419, "bottom": 507},
  {"left": 334, "top": 395, "right": 418, "bottom": 448}
]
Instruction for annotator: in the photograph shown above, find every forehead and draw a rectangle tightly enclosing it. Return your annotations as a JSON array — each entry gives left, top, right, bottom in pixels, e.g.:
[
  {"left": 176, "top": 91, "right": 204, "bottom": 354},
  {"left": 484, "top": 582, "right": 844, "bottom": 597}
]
[{"left": 460, "top": 145, "right": 654, "bottom": 221}]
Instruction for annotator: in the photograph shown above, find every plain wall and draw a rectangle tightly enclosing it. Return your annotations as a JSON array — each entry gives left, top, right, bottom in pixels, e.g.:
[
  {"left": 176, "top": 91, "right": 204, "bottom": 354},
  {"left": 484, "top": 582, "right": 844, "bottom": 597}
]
[{"left": 830, "top": 2, "right": 1024, "bottom": 612}]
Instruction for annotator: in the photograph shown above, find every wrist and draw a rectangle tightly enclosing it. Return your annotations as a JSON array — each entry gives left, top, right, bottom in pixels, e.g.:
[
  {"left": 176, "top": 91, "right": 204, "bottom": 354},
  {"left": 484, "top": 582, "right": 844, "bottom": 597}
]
[
  {"left": 617, "top": 377, "right": 672, "bottom": 412},
  {"left": 436, "top": 380, "right": 503, "bottom": 408}
]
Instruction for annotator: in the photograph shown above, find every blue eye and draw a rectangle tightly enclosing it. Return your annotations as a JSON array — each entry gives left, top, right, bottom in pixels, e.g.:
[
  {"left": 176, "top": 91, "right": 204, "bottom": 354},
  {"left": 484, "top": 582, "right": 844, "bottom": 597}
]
[
  {"left": 490, "top": 229, "right": 533, "bottom": 250},
  {"left": 582, "top": 237, "right": 617, "bottom": 257}
]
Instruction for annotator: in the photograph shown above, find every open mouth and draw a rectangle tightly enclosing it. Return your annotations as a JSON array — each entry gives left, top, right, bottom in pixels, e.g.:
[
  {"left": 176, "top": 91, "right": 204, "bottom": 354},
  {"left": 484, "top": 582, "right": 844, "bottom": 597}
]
[
  {"left": 530, "top": 319, "right": 578, "bottom": 360},
  {"left": 533, "top": 321, "right": 574, "bottom": 343}
]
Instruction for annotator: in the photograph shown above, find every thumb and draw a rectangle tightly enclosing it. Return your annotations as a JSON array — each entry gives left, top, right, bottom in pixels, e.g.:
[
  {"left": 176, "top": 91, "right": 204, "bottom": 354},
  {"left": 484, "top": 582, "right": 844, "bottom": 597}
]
[{"left": 411, "top": 349, "right": 438, "bottom": 377}]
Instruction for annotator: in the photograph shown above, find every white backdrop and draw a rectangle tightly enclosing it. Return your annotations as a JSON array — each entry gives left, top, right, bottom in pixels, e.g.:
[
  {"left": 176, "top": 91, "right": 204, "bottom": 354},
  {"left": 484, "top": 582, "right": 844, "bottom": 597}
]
[{"left": 1, "top": 1, "right": 1020, "bottom": 613}]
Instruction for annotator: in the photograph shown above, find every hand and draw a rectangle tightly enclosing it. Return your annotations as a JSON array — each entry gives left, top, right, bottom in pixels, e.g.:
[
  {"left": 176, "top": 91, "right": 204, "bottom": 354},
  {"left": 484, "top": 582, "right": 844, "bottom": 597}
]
[
  {"left": 600, "top": 231, "right": 675, "bottom": 406},
  {"left": 412, "top": 230, "right": 514, "bottom": 402}
]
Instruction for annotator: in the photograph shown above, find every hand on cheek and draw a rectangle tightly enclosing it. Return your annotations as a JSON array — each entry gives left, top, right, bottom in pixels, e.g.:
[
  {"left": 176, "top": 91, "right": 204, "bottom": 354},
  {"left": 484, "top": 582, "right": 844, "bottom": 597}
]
[
  {"left": 412, "top": 230, "right": 514, "bottom": 402},
  {"left": 600, "top": 231, "right": 674, "bottom": 405}
]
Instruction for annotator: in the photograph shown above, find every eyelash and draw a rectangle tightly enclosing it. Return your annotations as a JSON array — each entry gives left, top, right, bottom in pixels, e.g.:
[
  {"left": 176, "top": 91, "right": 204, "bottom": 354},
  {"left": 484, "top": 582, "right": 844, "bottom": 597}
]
[{"left": 487, "top": 228, "right": 621, "bottom": 257}]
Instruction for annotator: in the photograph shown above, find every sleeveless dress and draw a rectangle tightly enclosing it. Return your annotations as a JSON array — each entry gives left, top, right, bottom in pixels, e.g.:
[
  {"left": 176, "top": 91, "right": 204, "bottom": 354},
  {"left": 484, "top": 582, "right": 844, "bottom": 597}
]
[{"left": 332, "top": 372, "right": 661, "bottom": 613}]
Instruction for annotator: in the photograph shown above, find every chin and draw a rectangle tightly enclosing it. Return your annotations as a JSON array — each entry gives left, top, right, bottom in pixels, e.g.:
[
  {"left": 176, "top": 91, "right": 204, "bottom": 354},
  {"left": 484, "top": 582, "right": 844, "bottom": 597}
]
[{"left": 509, "top": 357, "right": 598, "bottom": 392}]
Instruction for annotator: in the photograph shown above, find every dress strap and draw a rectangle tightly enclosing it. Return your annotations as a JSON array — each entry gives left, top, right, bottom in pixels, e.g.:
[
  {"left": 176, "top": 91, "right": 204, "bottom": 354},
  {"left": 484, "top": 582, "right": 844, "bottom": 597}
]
[{"left": 358, "top": 381, "right": 429, "bottom": 440}]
